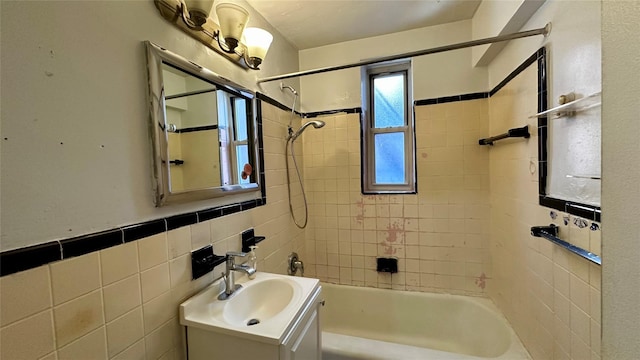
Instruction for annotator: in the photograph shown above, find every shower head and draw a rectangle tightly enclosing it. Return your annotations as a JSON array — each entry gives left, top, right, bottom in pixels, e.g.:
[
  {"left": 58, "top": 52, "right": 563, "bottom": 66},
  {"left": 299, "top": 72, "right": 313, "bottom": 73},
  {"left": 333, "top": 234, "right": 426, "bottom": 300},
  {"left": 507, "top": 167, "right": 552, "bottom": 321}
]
[
  {"left": 280, "top": 82, "right": 298, "bottom": 96},
  {"left": 290, "top": 120, "right": 325, "bottom": 141}
]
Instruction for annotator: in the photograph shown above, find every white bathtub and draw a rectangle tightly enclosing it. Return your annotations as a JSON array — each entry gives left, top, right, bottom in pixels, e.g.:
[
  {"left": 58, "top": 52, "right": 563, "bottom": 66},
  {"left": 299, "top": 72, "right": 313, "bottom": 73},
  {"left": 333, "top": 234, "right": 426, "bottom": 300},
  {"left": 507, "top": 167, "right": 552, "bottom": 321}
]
[{"left": 321, "top": 283, "right": 530, "bottom": 360}]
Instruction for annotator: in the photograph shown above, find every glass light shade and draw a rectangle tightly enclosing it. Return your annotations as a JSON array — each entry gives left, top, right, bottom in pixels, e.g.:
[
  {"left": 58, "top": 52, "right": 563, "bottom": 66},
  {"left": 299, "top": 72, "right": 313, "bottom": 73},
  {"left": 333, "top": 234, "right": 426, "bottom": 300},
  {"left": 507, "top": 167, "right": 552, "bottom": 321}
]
[
  {"left": 184, "top": 0, "right": 214, "bottom": 25},
  {"left": 242, "top": 27, "right": 273, "bottom": 61},
  {"left": 216, "top": 3, "right": 249, "bottom": 45}
]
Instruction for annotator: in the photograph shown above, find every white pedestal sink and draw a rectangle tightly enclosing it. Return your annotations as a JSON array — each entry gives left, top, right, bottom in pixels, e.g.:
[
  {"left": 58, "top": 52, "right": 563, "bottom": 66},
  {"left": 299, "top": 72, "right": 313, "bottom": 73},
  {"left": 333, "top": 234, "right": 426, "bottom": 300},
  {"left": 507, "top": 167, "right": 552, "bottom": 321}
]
[{"left": 180, "top": 272, "right": 322, "bottom": 360}]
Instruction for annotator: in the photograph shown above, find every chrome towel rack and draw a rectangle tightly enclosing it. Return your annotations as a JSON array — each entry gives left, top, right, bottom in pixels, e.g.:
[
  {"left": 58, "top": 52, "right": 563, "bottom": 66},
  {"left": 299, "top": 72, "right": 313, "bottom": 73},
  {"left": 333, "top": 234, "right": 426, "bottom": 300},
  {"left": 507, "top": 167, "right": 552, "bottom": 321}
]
[{"left": 530, "top": 224, "right": 601, "bottom": 265}]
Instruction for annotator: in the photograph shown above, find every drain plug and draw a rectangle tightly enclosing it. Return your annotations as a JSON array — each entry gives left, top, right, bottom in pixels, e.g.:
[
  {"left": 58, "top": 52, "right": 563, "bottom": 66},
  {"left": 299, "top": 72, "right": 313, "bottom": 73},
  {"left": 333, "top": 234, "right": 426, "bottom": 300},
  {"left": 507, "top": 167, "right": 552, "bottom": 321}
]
[{"left": 247, "top": 318, "right": 260, "bottom": 326}]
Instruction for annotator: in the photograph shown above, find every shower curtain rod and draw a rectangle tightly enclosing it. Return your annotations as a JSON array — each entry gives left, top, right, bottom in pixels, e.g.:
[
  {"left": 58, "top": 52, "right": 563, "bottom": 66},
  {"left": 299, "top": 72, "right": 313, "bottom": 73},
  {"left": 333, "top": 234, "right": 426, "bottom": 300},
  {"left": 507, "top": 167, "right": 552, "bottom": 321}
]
[{"left": 257, "top": 23, "right": 551, "bottom": 84}]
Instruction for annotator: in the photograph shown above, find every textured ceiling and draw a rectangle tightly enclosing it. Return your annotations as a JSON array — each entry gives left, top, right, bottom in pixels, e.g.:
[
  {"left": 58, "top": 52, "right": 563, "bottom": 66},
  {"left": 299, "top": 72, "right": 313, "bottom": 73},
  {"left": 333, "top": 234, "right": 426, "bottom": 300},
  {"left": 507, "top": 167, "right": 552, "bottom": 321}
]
[{"left": 245, "top": 0, "right": 482, "bottom": 49}]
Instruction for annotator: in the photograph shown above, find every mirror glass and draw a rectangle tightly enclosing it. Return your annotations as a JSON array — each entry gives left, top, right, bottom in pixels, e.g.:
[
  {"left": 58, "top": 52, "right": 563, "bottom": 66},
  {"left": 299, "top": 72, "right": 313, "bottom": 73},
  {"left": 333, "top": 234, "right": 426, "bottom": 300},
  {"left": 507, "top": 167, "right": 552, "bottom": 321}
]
[{"left": 146, "top": 41, "right": 261, "bottom": 206}]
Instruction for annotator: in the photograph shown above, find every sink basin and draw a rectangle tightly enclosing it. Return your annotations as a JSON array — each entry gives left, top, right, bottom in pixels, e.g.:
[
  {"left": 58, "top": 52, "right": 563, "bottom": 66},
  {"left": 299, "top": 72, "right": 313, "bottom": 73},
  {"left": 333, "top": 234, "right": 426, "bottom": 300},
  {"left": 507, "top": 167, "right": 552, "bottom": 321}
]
[
  {"left": 223, "top": 278, "right": 295, "bottom": 326},
  {"left": 180, "top": 272, "right": 320, "bottom": 344}
]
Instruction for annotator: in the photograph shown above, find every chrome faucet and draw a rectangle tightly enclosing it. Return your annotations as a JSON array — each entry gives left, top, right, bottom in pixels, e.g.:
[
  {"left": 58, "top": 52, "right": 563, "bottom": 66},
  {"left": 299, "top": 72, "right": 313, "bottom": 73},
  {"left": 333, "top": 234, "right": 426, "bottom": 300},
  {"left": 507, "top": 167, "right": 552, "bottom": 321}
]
[{"left": 218, "top": 251, "right": 256, "bottom": 300}]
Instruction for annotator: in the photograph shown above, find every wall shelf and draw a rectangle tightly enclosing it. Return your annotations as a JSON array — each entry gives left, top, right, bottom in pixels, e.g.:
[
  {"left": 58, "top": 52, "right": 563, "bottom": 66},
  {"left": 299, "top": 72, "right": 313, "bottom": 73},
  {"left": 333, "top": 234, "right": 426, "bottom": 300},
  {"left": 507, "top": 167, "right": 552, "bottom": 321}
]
[
  {"left": 566, "top": 174, "right": 601, "bottom": 180},
  {"left": 530, "top": 91, "right": 601, "bottom": 119}
]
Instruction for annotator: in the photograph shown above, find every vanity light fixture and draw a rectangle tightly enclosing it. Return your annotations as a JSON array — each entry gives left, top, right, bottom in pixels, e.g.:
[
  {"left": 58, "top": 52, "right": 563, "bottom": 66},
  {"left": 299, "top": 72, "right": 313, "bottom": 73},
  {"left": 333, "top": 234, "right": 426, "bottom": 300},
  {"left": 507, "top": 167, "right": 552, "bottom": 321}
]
[{"left": 154, "top": 0, "right": 273, "bottom": 70}]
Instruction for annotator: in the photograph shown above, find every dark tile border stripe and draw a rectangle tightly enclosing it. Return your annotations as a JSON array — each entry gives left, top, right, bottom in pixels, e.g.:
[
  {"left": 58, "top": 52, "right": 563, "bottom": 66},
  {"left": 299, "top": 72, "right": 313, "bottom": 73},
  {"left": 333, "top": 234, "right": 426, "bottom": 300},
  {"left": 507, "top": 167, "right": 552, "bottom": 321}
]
[
  {"left": 0, "top": 242, "right": 62, "bottom": 276},
  {"left": 0, "top": 195, "right": 263, "bottom": 277},
  {"left": 61, "top": 229, "right": 124, "bottom": 258},
  {"left": 489, "top": 49, "right": 542, "bottom": 96},
  {"left": 305, "top": 107, "right": 362, "bottom": 118},
  {"left": 122, "top": 219, "right": 167, "bottom": 242},
  {"left": 166, "top": 213, "right": 199, "bottom": 231},
  {"left": 175, "top": 124, "right": 218, "bottom": 133},
  {"left": 414, "top": 92, "right": 488, "bottom": 106},
  {"left": 197, "top": 208, "right": 223, "bottom": 222},
  {"left": 256, "top": 101, "right": 267, "bottom": 203}
]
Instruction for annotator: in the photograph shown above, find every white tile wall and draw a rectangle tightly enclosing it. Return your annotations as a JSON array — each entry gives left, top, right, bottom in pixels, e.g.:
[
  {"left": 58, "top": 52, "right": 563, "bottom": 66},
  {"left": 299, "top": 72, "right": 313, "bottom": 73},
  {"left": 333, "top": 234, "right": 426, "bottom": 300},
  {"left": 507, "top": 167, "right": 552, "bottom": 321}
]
[
  {"left": 487, "top": 65, "right": 601, "bottom": 360},
  {"left": 303, "top": 101, "right": 492, "bottom": 296},
  {"left": 53, "top": 289, "right": 104, "bottom": 347},
  {"left": 0, "top": 265, "right": 51, "bottom": 327},
  {"left": 100, "top": 242, "right": 139, "bottom": 285},
  {"left": 50, "top": 252, "right": 100, "bottom": 305}
]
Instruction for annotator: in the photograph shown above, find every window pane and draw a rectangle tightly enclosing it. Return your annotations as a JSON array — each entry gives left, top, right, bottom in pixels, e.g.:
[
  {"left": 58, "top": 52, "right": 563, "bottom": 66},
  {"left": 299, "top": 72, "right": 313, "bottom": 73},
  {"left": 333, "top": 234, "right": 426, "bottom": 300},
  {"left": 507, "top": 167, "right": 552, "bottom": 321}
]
[
  {"left": 374, "top": 132, "right": 405, "bottom": 184},
  {"left": 236, "top": 144, "right": 250, "bottom": 184},
  {"left": 373, "top": 73, "right": 405, "bottom": 128},
  {"left": 233, "top": 98, "right": 248, "bottom": 141}
]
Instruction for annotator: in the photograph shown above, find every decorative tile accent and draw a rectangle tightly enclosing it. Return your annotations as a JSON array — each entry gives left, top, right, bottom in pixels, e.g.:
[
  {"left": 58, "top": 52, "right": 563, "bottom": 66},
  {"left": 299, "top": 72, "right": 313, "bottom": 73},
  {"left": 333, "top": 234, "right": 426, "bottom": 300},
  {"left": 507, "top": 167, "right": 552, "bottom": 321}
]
[
  {"left": 0, "top": 242, "right": 62, "bottom": 277},
  {"left": 414, "top": 92, "right": 488, "bottom": 106},
  {"left": 60, "top": 229, "right": 123, "bottom": 258},
  {"left": 122, "top": 220, "right": 167, "bottom": 243},
  {"left": 165, "top": 213, "right": 198, "bottom": 232}
]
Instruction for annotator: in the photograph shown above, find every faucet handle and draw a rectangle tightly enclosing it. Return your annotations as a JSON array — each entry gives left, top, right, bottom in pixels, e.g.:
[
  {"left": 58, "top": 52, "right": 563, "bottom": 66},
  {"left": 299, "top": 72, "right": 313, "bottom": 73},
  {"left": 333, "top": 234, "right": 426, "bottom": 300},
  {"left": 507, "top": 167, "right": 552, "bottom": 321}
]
[{"left": 226, "top": 251, "right": 248, "bottom": 258}]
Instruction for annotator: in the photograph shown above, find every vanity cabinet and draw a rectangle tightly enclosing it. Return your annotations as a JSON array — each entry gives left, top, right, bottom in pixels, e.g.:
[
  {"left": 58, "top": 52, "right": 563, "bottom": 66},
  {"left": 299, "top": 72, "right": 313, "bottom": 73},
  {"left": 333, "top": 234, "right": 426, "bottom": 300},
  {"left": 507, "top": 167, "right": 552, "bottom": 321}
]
[
  {"left": 280, "top": 288, "right": 322, "bottom": 360},
  {"left": 185, "top": 286, "right": 323, "bottom": 360}
]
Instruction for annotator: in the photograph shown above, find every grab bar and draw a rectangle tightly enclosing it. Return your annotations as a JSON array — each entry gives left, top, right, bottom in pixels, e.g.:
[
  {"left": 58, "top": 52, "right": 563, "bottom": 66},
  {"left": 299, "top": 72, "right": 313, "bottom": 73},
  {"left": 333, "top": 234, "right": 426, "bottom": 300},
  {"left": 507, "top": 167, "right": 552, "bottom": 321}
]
[
  {"left": 479, "top": 125, "right": 530, "bottom": 146},
  {"left": 531, "top": 224, "right": 601, "bottom": 265}
]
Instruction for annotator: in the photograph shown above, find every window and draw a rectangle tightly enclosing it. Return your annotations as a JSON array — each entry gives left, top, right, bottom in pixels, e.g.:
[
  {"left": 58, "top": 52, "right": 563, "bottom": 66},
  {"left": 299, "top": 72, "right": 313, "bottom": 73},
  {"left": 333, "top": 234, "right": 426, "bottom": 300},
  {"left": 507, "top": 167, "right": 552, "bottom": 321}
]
[{"left": 362, "top": 61, "right": 415, "bottom": 193}]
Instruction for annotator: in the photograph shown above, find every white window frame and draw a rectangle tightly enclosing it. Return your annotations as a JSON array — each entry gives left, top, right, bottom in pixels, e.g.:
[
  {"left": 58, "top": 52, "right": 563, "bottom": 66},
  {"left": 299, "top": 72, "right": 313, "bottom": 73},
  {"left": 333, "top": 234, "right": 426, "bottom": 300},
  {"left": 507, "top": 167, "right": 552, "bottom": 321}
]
[{"left": 361, "top": 61, "right": 416, "bottom": 194}]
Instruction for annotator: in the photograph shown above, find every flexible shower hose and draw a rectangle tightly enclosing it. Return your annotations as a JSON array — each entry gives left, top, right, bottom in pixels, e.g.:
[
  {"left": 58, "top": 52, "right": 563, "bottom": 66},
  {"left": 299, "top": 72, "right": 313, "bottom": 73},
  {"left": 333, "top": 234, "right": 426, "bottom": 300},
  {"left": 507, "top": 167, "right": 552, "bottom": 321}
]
[{"left": 285, "top": 136, "right": 309, "bottom": 229}]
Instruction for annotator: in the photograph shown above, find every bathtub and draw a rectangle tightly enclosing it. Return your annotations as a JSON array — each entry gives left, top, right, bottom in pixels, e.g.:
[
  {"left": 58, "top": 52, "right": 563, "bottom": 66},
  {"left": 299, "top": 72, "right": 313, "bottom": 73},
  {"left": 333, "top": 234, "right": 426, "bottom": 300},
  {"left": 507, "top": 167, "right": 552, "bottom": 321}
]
[{"left": 321, "top": 283, "right": 530, "bottom": 360}]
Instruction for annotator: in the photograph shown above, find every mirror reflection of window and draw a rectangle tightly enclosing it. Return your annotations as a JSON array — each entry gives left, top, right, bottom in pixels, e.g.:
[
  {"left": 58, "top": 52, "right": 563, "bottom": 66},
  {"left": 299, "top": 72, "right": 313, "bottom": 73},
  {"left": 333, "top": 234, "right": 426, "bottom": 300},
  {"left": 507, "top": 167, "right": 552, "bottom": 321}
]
[
  {"left": 217, "top": 91, "right": 232, "bottom": 186},
  {"left": 232, "top": 97, "right": 250, "bottom": 185},
  {"left": 217, "top": 93, "right": 252, "bottom": 186}
]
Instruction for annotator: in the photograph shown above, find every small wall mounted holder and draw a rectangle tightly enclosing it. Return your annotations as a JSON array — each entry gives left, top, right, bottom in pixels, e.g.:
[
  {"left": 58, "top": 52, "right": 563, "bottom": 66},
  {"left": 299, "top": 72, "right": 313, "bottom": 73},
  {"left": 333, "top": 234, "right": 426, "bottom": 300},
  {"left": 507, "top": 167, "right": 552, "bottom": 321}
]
[
  {"left": 376, "top": 257, "right": 398, "bottom": 273},
  {"left": 478, "top": 125, "right": 530, "bottom": 146},
  {"left": 241, "top": 228, "right": 265, "bottom": 253},
  {"left": 191, "top": 245, "right": 225, "bottom": 280}
]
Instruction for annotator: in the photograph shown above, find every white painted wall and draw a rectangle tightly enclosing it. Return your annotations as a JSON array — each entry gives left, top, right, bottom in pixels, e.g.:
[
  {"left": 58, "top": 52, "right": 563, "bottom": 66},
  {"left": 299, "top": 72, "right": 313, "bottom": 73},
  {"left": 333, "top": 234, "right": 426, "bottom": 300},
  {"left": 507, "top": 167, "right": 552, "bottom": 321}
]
[
  {"left": 0, "top": 0, "right": 299, "bottom": 251},
  {"left": 472, "top": 0, "right": 525, "bottom": 65},
  {"left": 298, "top": 20, "right": 488, "bottom": 112},
  {"left": 601, "top": 1, "right": 640, "bottom": 358},
  {"left": 487, "top": 1, "right": 600, "bottom": 95},
  {"left": 487, "top": 0, "right": 602, "bottom": 208},
  {"left": 471, "top": 0, "right": 546, "bottom": 66}
]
